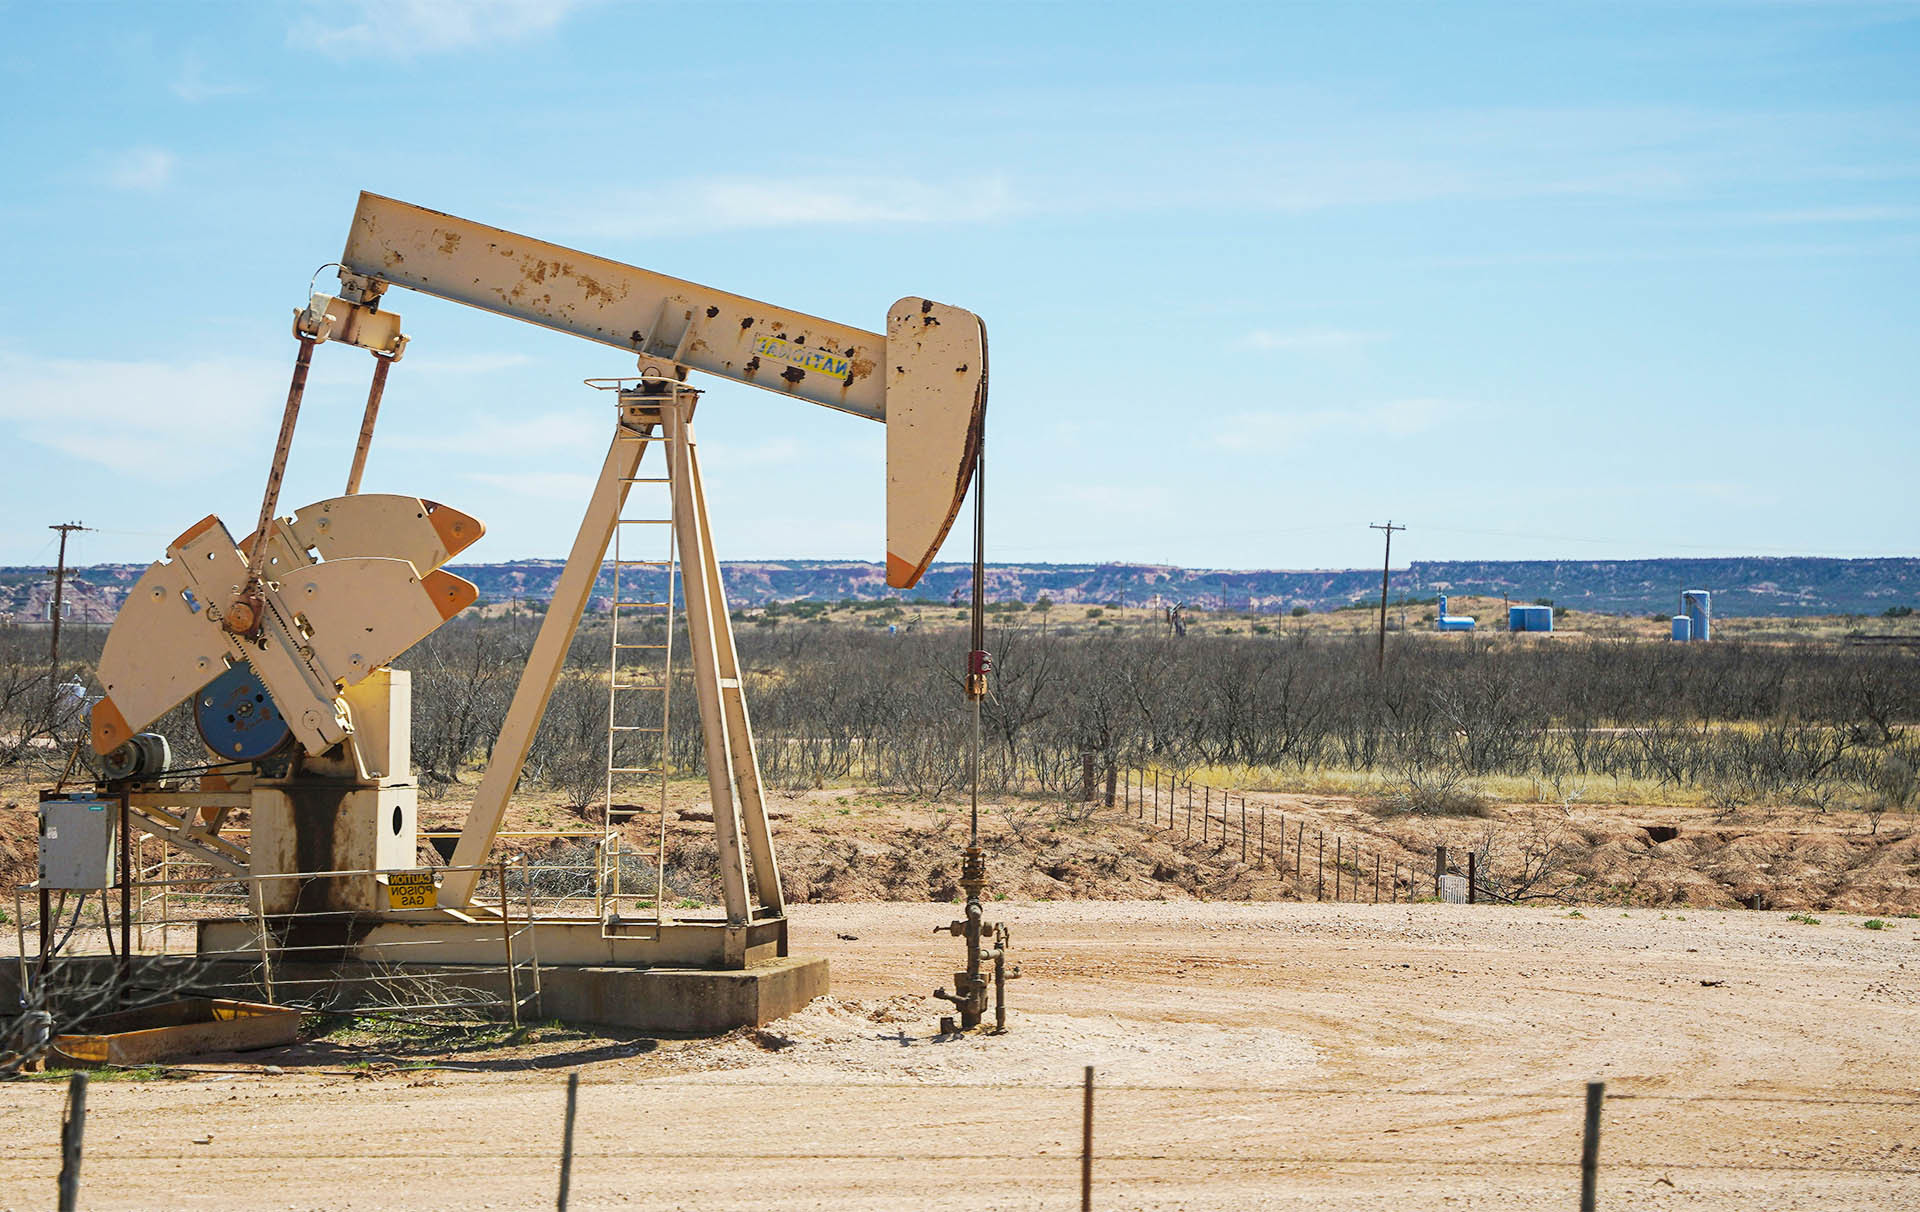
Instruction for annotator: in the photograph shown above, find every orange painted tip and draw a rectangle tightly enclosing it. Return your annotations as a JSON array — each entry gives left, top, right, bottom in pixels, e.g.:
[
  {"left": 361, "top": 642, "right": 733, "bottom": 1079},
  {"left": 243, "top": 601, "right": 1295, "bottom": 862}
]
[
  {"left": 90, "top": 695, "right": 132, "bottom": 756},
  {"left": 422, "top": 500, "right": 485, "bottom": 559},
  {"left": 886, "top": 551, "right": 924, "bottom": 590},
  {"left": 423, "top": 569, "right": 479, "bottom": 620},
  {"left": 170, "top": 515, "right": 224, "bottom": 552}
]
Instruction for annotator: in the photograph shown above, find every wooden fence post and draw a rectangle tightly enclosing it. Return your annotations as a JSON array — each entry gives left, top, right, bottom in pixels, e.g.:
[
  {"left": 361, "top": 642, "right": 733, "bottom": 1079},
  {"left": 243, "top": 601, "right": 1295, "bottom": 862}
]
[
  {"left": 557, "top": 1070, "right": 581, "bottom": 1211},
  {"left": 57, "top": 1072, "right": 87, "bottom": 1212},
  {"left": 1435, "top": 844, "right": 1448, "bottom": 899},
  {"left": 1581, "top": 1081, "right": 1605, "bottom": 1212},
  {"left": 1467, "top": 852, "right": 1478, "bottom": 905},
  {"left": 1294, "top": 826, "right": 1303, "bottom": 881},
  {"left": 1373, "top": 854, "right": 1381, "bottom": 903},
  {"left": 1082, "top": 1065, "right": 1095, "bottom": 1212},
  {"left": 1104, "top": 766, "right": 1116, "bottom": 809}
]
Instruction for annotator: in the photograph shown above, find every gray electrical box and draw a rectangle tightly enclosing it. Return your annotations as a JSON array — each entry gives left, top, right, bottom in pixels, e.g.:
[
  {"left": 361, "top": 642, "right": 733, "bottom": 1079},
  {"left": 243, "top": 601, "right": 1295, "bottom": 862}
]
[{"left": 38, "top": 796, "right": 116, "bottom": 890}]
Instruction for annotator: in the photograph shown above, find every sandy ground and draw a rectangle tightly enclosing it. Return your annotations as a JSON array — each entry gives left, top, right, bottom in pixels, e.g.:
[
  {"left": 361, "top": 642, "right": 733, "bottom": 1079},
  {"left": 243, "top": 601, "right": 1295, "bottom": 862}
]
[{"left": 3, "top": 902, "right": 1918, "bottom": 1210}]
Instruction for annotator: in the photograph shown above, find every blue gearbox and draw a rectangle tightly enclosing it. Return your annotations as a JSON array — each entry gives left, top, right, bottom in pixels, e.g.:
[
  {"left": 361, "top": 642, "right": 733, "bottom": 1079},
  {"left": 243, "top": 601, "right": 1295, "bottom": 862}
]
[{"left": 194, "top": 660, "right": 293, "bottom": 761}]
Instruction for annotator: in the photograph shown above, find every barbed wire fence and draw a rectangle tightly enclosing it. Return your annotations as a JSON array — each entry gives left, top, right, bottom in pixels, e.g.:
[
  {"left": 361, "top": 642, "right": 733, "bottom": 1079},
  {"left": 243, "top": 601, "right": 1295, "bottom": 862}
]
[
  {"left": 1101, "top": 760, "right": 1569, "bottom": 906},
  {"left": 19, "top": 1066, "right": 1920, "bottom": 1210}
]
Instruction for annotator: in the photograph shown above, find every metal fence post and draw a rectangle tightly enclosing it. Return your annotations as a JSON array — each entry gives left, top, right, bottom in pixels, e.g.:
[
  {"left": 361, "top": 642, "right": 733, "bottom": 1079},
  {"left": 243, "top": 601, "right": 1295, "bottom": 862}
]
[
  {"left": 499, "top": 861, "right": 520, "bottom": 1031},
  {"left": 522, "top": 852, "right": 543, "bottom": 1018},
  {"left": 1316, "top": 831, "right": 1325, "bottom": 900},
  {"left": 1335, "top": 836, "right": 1343, "bottom": 900},
  {"left": 1468, "top": 852, "right": 1478, "bottom": 905},
  {"left": 249, "top": 876, "right": 275, "bottom": 1003},
  {"left": 118, "top": 789, "right": 132, "bottom": 994}
]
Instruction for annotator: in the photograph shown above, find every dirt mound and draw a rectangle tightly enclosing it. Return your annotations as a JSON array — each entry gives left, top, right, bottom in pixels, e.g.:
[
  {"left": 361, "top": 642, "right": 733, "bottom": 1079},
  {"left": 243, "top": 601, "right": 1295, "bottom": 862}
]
[
  {"left": 0, "top": 799, "right": 35, "bottom": 891},
  {"left": 4, "top": 770, "right": 1913, "bottom": 914}
]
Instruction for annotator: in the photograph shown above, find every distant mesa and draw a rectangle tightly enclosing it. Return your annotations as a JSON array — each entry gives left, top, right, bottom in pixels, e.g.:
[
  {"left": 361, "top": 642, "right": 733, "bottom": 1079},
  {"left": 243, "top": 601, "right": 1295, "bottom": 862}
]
[{"left": 4, "top": 556, "right": 1915, "bottom": 620}]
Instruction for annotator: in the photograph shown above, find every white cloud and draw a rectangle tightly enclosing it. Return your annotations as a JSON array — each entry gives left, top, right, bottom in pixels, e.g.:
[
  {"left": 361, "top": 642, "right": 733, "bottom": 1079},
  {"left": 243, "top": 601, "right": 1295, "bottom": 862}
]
[
  {"left": 291, "top": 0, "right": 584, "bottom": 58},
  {"left": 551, "top": 175, "right": 1017, "bottom": 238},
  {"left": 0, "top": 350, "right": 276, "bottom": 476},
  {"left": 384, "top": 411, "right": 601, "bottom": 456},
  {"left": 698, "top": 437, "right": 806, "bottom": 469},
  {"left": 1049, "top": 482, "right": 1173, "bottom": 519},
  {"left": 103, "top": 148, "right": 175, "bottom": 191},
  {"left": 1678, "top": 480, "right": 1777, "bottom": 509},
  {"left": 466, "top": 471, "right": 597, "bottom": 502},
  {"left": 171, "top": 57, "right": 249, "bottom": 102},
  {"left": 1749, "top": 205, "right": 1918, "bottom": 225},
  {"left": 1212, "top": 399, "right": 1460, "bottom": 452},
  {"left": 1242, "top": 327, "right": 1385, "bottom": 352},
  {"left": 397, "top": 352, "right": 533, "bottom": 376}
]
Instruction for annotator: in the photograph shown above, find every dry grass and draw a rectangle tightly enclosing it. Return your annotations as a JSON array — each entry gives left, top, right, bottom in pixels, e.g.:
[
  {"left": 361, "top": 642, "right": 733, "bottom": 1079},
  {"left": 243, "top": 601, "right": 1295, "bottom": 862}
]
[{"left": 749, "top": 595, "right": 1920, "bottom": 645}]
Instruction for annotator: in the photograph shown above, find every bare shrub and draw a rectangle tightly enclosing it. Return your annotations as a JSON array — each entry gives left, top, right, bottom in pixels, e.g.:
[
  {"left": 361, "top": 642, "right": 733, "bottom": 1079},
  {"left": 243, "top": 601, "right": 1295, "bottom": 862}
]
[
  {"left": 529, "top": 673, "right": 610, "bottom": 812},
  {"left": 1372, "top": 758, "right": 1494, "bottom": 817},
  {"left": 1469, "top": 806, "right": 1575, "bottom": 902}
]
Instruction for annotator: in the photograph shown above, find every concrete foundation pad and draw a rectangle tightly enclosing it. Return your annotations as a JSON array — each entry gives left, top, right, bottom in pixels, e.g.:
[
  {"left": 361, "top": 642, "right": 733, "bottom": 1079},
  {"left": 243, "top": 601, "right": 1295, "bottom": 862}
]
[
  {"left": 5, "top": 955, "right": 829, "bottom": 1038},
  {"left": 538, "top": 957, "right": 829, "bottom": 1032}
]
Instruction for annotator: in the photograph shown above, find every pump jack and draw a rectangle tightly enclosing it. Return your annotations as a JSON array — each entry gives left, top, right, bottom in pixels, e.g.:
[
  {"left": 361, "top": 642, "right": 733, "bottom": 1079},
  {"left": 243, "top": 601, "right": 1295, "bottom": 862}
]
[{"left": 64, "top": 194, "right": 988, "bottom": 1030}]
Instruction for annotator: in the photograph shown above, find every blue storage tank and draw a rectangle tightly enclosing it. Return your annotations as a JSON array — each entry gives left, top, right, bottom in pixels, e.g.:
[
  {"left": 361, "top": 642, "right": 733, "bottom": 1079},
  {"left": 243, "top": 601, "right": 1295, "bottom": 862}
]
[
  {"left": 1681, "top": 590, "right": 1710, "bottom": 643},
  {"left": 1436, "top": 594, "right": 1476, "bottom": 632},
  {"left": 1509, "top": 604, "right": 1554, "bottom": 633},
  {"left": 1671, "top": 615, "right": 1692, "bottom": 642}
]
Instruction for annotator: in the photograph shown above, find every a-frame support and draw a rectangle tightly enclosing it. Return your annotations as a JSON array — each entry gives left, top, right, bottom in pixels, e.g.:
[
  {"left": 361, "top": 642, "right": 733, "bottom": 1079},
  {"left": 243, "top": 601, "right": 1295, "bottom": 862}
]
[
  {"left": 663, "top": 402, "right": 785, "bottom": 924},
  {"left": 443, "top": 381, "right": 782, "bottom": 927}
]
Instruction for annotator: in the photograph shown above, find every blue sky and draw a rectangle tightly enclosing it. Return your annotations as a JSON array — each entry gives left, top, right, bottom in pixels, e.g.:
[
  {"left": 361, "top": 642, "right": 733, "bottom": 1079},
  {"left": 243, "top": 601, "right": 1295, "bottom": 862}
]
[{"left": 1, "top": 1, "right": 1915, "bottom": 577}]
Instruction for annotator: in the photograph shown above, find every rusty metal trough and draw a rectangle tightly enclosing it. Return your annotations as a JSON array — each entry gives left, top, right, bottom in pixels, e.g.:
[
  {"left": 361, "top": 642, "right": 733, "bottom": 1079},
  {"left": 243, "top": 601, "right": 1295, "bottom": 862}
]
[{"left": 51, "top": 998, "right": 299, "bottom": 1067}]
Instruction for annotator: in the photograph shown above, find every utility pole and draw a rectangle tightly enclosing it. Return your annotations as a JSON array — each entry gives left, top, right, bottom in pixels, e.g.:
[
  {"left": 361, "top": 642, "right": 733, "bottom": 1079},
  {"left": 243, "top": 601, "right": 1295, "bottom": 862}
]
[
  {"left": 47, "top": 522, "right": 91, "bottom": 713},
  {"left": 1369, "top": 521, "right": 1404, "bottom": 675}
]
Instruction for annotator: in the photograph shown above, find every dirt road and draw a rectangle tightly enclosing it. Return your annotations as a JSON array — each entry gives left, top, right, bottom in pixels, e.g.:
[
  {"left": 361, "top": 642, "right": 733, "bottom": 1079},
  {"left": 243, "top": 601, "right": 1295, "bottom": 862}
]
[{"left": 3, "top": 902, "right": 1916, "bottom": 1210}]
